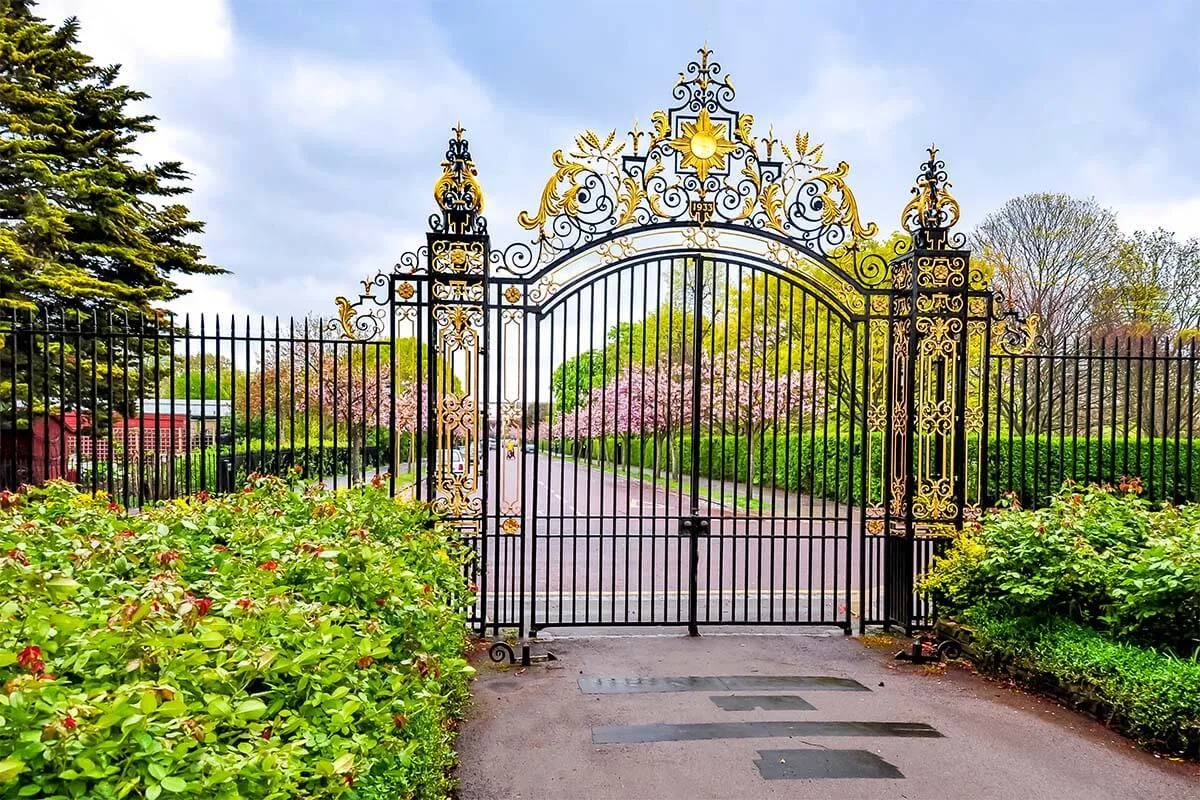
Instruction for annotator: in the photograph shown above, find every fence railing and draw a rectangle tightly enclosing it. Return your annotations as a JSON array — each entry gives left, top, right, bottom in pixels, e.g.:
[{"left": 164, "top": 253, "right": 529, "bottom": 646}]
[
  {"left": 0, "top": 309, "right": 428, "bottom": 506},
  {"left": 987, "top": 335, "right": 1200, "bottom": 507},
  {"left": 7, "top": 311, "right": 1198, "bottom": 514}
]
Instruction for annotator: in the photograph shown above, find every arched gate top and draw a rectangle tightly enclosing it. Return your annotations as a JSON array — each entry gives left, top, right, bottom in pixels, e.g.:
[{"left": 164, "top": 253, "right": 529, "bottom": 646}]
[
  {"left": 330, "top": 45, "right": 1046, "bottom": 351},
  {"left": 505, "top": 45, "right": 881, "bottom": 280}
]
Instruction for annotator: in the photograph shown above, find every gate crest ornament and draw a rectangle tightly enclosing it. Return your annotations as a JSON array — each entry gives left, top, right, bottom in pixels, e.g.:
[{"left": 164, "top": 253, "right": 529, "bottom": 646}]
[
  {"left": 517, "top": 45, "right": 878, "bottom": 272},
  {"left": 901, "top": 144, "right": 962, "bottom": 250},
  {"left": 432, "top": 124, "right": 487, "bottom": 236}
]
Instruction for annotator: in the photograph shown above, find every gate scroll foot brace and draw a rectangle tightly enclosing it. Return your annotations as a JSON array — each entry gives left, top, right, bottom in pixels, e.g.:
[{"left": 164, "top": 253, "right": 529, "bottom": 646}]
[{"left": 488, "top": 640, "right": 558, "bottom": 667}]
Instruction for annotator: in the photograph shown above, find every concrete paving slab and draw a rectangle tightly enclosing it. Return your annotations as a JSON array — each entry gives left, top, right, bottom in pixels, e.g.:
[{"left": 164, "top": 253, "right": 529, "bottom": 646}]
[{"left": 456, "top": 632, "right": 1200, "bottom": 800}]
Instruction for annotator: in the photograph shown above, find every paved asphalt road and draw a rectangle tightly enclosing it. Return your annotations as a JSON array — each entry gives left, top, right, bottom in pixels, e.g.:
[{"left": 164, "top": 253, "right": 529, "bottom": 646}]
[
  {"left": 457, "top": 632, "right": 1200, "bottom": 800},
  {"left": 480, "top": 451, "right": 873, "bottom": 631}
]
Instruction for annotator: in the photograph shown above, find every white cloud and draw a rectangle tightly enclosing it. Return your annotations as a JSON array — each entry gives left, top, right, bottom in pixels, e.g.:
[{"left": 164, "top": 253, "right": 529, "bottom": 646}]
[
  {"left": 37, "top": 0, "right": 234, "bottom": 79},
  {"left": 810, "top": 64, "right": 919, "bottom": 139},
  {"left": 1118, "top": 197, "right": 1200, "bottom": 239},
  {"left": 1079, "top": 153, "right": 1200, "bottom": 238},
  {"left": 168, "top": 273, "right": 255, "bottom": 325},
  {"left": 269, "top": 55, "right": 492, "bottom": 151}
]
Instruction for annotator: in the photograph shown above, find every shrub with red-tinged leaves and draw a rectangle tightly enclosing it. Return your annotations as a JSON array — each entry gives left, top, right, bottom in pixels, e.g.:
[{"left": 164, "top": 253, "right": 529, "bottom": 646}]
[
  {"left": 923, "top": 482, "right": 1200, "bottom": 655},
  {"left": 0, "top": 477, "right": 475, "bottom": 798}
]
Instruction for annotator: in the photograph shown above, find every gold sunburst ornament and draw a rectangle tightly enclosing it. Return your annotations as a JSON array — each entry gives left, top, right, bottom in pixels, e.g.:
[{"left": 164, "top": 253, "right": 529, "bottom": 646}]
[{"left": 668, "top": 109, "right": 736, "bottom": 183}]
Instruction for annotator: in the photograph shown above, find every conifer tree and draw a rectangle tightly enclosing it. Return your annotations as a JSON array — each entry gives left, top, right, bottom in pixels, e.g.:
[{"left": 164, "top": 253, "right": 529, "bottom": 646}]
[
  {"left": 0, "top": 0, "right": 220, "bottom": 313},
  {"left": 0, "top": 0, "right": 221, "bottom": 447}
]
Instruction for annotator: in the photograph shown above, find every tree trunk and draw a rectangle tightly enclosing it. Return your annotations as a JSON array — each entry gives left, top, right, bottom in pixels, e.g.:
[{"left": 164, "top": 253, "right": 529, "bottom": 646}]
[
  {"left": 746, "top": 426, "right": 757, "bottom": 490},
  {"left": 348, "top": 422, "right": 362, "bottom": 483}
]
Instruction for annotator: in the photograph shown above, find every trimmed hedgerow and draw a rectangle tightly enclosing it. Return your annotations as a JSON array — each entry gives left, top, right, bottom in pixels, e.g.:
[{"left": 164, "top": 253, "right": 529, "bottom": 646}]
[
  {"left": 0, "top": 476, "right": 475, "bottom": 799},
  {"left": 557, "top": 432, "right": 1200, "bottom": 506},
  {"left": 961, "top": 610, "right": 1200, "bottom": 756},
  {"left": 923, "top": 482, "right": 1200, "bottom": 756}
]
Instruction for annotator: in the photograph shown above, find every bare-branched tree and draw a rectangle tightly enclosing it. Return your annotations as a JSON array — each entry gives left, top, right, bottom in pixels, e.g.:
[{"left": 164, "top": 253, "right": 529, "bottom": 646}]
[{"left": 973, "top": 193, "right": 1121, "bottom": 349}]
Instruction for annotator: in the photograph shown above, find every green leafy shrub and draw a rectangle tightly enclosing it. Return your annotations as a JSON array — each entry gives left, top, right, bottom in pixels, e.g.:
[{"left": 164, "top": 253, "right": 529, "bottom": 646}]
[
  {"left": 0, "top": 476, "right": 475, "bottom": 799},
  {"left": 928, "top": 485, "right": 1149, "bottom": 621},
  {"left": 1107, "top": 508, "right": 1200, "bottom": 650},
  {"left": 922, "top": 482, "right": 1200, "bottom": 654},
  {"left": 962, "top": 610, "right": 1200, "bottom": 755}
]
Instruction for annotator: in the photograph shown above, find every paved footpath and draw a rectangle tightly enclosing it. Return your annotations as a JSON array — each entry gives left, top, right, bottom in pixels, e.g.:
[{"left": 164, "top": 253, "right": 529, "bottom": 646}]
[{"left": 456, "top": 631, "right": 1199, "bottom": 800}]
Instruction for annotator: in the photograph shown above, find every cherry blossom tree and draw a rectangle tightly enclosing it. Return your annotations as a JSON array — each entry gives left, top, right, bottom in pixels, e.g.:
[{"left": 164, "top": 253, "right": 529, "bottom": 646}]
[
  {"left": 556, "top": 359, "right": 821, "bottom": 481},
  {"left": 553, "top": 364, "right": 703, "bottom": 473},
  {"left": 711, "top": 370, "right": 822, "bottom": 483},
  {"left": 254, "top": 338, "right": 428, "bottom": 481}
]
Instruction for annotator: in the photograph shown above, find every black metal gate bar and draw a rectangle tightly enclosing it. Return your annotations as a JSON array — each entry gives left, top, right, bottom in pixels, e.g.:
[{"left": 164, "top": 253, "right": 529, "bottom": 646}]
[{"left": 686, "top": 254, "right": 705, "bottom": 635}]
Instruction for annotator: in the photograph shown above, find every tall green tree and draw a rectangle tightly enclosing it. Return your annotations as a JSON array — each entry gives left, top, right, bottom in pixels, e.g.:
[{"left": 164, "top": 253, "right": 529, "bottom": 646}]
[
  {"left": 972, "top": 194, "right": 1120, "bottom": 348},
  {"left": 1091, "top": 229, "right": 1200, "bottom": 339},
  {"left": 0, "top": 0, "right": 219, "bottom": 312},
  {"left": 0, "top": 2, "right": 218, "bottom": 436},
  {"left": 550, "top": 350, "right": 608, "bottom": 416}
]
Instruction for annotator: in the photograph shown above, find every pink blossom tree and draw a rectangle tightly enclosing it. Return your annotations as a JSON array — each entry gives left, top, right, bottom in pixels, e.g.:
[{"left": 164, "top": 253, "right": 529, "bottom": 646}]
[
  {"left": 554, "top": 363, "right": 708, "bottom": 475},
  {"left": 711, "top": 371, "right": 822, "bottom": 484},
  {"left": 255, "top": 339, "right": 429, "bottom": 482}
]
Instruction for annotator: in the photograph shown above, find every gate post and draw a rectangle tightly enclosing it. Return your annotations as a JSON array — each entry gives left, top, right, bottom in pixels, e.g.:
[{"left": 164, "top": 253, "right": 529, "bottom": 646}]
[
  {"left": 884, "top": 146, "right": 973, "bottom": 633},
  {"left": 424, "top": 126, "right": 489, "bottom": 625}
]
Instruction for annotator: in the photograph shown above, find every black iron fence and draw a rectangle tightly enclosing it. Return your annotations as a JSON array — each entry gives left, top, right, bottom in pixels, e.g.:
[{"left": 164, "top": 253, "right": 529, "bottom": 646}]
[
  {"left": 987, "top": 336, "right": 1200, "bottom": 508},
  {"left": 5, "top": 308, "right": 1200, "bottom": 636},
  {"left": 6, "top": 312, "right": 1200, "bottom": 520},
  {"left": 0, "top": 309, "right": 427, "bottom": 506}
]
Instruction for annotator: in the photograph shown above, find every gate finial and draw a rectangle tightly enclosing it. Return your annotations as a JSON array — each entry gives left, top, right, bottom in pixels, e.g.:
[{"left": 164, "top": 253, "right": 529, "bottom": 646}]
[
  {"left": 901, "top": 143, "right": 962, "bottom": 250},
  {"left": 431, "top": 124, "right": 487, "bottom": 236}
]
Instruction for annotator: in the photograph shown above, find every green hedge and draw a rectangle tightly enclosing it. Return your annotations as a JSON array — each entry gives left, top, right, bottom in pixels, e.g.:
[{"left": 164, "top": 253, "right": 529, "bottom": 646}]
[
  {"left": 79, "top": 444, "right": 399, "bottom": 502},
  {"left": 556, "top": 433, "right": 880, "bottom": 502},
  {"left": 988, "top": 435, "right": 1200, "bottom": 505},
  {"left": 554, "top": 431, "right": 1200, "bottom": 507},
  {"left": 962, "top": 611, "right": 1200, "bottom": 756},
  {"left": 0, "top": 477, "right": 475, "bottom": 798}
]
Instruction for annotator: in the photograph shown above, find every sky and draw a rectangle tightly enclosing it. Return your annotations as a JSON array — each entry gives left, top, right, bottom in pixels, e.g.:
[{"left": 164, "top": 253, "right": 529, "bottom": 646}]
[{"left": 34, "top": 0, "right": 1200, "bottom": 323}]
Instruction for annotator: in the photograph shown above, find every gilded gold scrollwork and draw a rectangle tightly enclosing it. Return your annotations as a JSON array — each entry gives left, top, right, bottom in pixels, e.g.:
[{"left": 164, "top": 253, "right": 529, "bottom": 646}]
[
  {"left": 992, "top": 311, "right": 1042, "bottom": 355},
  {"left": 515, "top": 46, "right": 878, "bottom": 273},
  {"left": 682, "top": 227, "right": 721, "bottom": 249},
  {"left": 902, "top": 144, "right": 961, "bottom": 240},
  {"left": 330, "top": 270, "right": 391, "bottom": 341},
  {"left": 596, "top": 236, "right": 637, "bottom": 264},
  {"left": 432, "top": 240, "right": 485, "bottom": 275},
  {"left": 432, "top": 125, "right": 486, "bottom": 236}
]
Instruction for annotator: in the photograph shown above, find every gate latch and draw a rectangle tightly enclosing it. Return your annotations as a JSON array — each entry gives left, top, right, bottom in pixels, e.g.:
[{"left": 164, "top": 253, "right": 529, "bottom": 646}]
[{"left": 681, "top": 516, "right": 710, "bottom": 537}]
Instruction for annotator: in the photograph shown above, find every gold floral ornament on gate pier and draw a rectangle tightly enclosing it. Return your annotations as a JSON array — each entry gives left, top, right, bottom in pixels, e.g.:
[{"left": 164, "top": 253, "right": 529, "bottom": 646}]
[
  {"left": 513, "top": 45, "right": 881, "bottom": 282},
  {"left": 333, "top": 121, "right": 490, "bottom": 340},
  {"left": 432, "top": 123, "right": 487, "bottom": 236}
]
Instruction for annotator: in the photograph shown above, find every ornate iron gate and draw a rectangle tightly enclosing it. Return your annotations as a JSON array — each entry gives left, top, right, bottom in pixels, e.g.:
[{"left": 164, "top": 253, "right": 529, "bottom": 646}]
[{"left": 332, "top": 47, "right": 1036, "bottom": 638}]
